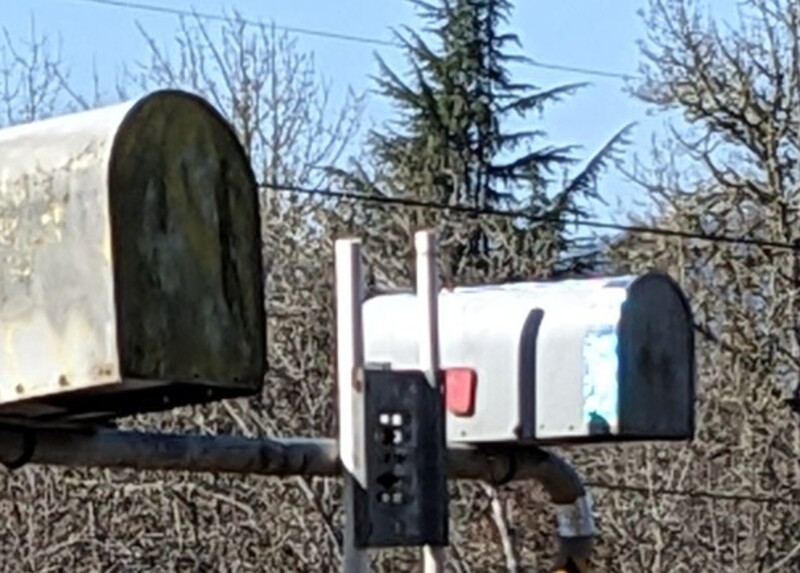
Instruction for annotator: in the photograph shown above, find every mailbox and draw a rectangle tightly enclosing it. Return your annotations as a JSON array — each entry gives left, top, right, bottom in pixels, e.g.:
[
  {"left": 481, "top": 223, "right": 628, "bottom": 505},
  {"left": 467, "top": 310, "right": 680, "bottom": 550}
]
[
  {"left": 363, "top": 272, "right": 695, "bottom": 445},
  {"left": 0, "top": 90, "right": 265, "bottom": 422}
]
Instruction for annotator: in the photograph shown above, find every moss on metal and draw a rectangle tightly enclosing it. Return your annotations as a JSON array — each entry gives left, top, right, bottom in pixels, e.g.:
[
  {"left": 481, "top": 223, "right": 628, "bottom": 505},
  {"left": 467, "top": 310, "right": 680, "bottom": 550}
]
[
  {"left": 109, "top": 91, "right": 264, "bottom": 390},
  {"left": 0, "top": 90, "right": 266, "bottom": 421}
]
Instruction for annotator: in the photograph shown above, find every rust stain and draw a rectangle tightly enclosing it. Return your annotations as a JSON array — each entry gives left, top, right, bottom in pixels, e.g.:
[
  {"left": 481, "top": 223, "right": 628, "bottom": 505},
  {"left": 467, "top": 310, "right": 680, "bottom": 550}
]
[
  {"left": 352, "top": 368, "right": 364, "bottom": 392},
  {"left": 93, "top": 365, "right": 114, "bottom": 379}
]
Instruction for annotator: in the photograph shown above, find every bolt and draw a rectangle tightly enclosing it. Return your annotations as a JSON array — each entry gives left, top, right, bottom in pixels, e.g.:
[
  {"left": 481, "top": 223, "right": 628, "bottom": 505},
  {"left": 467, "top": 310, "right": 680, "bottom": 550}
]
[{"left": 352, "top": 369, "right": 364, "bottom": 392}]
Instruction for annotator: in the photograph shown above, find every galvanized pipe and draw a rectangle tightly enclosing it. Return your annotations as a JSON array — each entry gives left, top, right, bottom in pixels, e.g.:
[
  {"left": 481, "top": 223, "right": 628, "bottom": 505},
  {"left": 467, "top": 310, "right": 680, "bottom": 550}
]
[
  {"left": 0, "top": 426, "right": 338, "bottom": 477},
  {"left": 0, "top": 427, "right": 595, "bottom": 570},
  {"left": 516, "top": 449, "right": 596, "bottom": 572},
  {"left": 452, "top": 446, "right": 595, "bottom": 571},
  {"left": 0, "top": 426, "right": 525, "bottom": 481}
]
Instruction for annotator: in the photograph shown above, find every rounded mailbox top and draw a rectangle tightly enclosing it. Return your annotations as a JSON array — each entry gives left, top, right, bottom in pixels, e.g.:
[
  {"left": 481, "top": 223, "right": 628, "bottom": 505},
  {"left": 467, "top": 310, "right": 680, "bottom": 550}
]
[
  {"left": 0, "top": 90, "right": 265, "bottom": 419},
  {"left": 615, "top": 271, "right": 695, "bottom": 439},
  {"left": 108, "top": 89, "right": 265, "bottom": 394}
]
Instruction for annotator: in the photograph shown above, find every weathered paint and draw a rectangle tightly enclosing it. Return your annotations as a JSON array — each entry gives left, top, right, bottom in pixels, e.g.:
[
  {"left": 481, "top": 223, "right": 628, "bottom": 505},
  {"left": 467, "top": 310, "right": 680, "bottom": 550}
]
[
  {"left": 108, "top": 92, "right": 264, "bottom": 393},
  {"left": 363, "top": 272, "right": 695, "bottom": 445},
  {"left": 0, "top": 103, "right": 126, "bottom": 405},
  {"left": 0, "top": 90, "right": 265, "bottom": 421}
]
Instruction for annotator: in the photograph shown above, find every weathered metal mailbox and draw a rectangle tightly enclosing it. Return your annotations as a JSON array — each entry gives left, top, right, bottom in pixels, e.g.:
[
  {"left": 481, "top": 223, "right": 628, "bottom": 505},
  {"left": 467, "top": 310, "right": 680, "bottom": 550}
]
[
  {"left": 363, "top": 272, "right": 695, "bottom": 445},
  {"left": 0, "top": 90, "right": 265, "bottom": 422}
]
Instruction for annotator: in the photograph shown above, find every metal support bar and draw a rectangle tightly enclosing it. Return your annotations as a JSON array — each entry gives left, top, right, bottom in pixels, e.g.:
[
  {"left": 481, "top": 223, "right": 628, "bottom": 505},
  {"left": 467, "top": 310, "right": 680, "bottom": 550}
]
[
  {"left": 0, "top": 426, "right": 581, "bottom": 486},
  {"left": 0, "top": 426, "right": 338, "bottom": 476},
  {"left": 335, "top": 238, "right": 370, "bottom": 572},
  {"left": 0, "top": 426, "right": 595, "bottom": 568},
  {"left": 518, "top": 451, "right": 596, "bottom": 572}
]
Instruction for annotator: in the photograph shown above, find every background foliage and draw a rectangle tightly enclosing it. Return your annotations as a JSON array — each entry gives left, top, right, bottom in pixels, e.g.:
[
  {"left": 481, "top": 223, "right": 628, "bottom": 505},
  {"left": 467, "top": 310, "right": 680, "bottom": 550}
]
[{"left": 0, "top": 1, "right": 799, "bottom": 571}]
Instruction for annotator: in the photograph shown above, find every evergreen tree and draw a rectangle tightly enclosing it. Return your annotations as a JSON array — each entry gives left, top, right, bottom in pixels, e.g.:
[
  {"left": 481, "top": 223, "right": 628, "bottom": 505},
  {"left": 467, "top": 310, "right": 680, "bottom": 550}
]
[{"left": 339, "top": 0, "right": 630, "bottom": 281}]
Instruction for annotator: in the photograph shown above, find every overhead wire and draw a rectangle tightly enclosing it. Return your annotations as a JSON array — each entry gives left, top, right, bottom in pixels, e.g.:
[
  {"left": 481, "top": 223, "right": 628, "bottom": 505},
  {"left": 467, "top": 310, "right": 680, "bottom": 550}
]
[
  {"left": 66, "top": 0, "right": 640, "bottom": 81},
  {"left": 268, "top": 179, "right": 800, "bottom": 505},
  {"left": 70, "top": 0, "right": 782, "bottom": 251},
  {"left": 68, "top": 0, "right": 397, "bottom": 46},
  {"left": 269, "top": 180, "right": 800, "bottom": 435},
  {"left": 63, "top": 0, "right": 783, "bottom": 251},
  {"left": 71, "top": 0, "right": 800, "bottom": 509},
  {"left": 260, "top": 182, "right": 799, "bottom": 252}
]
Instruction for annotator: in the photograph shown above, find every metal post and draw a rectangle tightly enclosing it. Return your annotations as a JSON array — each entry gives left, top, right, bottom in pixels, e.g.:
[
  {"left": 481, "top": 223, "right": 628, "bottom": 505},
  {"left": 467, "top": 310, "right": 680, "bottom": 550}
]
[
  {"left": 0, "top": 426, "right": 340, "bottom": 475},
  {"left": 335, "top": 238, "right": 370, "bottom": 573},
  {"left": 522, "top": 450, "right": 596, "bottom": 573},
  {"left": 0, "top": 426, "right": 593, "bottom": 487},
  {"left": 0, "top": 428, "right": 596, "bottom": 569},
  {"left": 414, "top": 230, "right": 448, "bottom": 573}
]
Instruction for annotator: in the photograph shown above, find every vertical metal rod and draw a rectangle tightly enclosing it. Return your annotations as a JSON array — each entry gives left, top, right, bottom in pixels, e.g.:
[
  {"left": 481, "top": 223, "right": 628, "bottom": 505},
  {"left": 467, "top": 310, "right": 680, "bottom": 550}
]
[
  {"left": 414, "top": 230, "right": 448, "bottom": 573},
  {"left": 335, "top": 238, "right": 369, "bottom": 573}
]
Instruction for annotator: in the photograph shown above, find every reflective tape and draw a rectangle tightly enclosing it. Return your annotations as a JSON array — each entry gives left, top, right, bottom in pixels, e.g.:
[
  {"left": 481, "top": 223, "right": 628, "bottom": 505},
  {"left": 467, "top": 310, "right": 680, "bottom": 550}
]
[{"left": 555, "top": 494, "right": 597, "bottom": 538}]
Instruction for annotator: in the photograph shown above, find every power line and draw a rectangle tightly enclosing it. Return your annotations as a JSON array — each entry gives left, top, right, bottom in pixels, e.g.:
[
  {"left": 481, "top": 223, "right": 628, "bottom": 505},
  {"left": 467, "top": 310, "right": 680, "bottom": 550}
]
[
  {"left": 66, "top": 0, "right": 639, "bottom": 82},
  {"left": 66, "top": 0, "right": 408, "bottom": 47},
  {"left": 261, "top": 183, "right": 799, "bottom": 252},
  {"left": 527, "top": 59, "right": 638, "bottom": 81},
  {"left": 64, "top": 3, "right": 784, "bottom": 247},
  {"left": 586, "top": 480, "right": 800, "bottom": 506}
]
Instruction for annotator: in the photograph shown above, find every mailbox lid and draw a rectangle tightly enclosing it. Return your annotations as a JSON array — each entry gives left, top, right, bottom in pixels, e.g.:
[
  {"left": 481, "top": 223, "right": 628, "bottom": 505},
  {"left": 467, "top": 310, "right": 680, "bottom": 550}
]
[
  {"left": 533, "top": 271, "right": 695, "bottom": 443},
  {"left": 617, "top": 272, "right": 695, "bottom": 439},
  {"left": 108, "top": 90, "right": 266, "bottom": 394}
]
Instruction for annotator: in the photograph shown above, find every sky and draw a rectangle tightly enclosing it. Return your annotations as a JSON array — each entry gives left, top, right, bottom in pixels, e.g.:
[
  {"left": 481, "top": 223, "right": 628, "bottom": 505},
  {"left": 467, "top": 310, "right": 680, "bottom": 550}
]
[{"left": 1, "top": 0, "right": 731, "bottom": 231}]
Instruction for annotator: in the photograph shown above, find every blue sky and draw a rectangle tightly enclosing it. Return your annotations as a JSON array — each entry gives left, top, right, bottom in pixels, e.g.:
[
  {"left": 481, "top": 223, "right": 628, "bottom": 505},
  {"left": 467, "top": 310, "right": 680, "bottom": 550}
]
[{"left": 1, "top": 0, "right": 729, "bottom": 228}]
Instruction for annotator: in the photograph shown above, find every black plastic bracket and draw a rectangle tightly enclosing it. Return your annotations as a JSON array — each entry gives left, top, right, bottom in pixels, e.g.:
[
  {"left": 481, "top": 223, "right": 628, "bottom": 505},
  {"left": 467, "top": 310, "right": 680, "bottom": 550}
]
[{"left": 353, "top": 368, "right": 449, "bottom": 548}]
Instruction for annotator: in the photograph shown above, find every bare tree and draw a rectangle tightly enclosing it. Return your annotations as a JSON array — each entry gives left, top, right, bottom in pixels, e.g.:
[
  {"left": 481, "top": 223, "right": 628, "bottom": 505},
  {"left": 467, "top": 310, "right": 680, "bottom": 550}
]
[
  {"left": 0, "top": 12, "right": 600, "bottom": 571},
  {"left": 0, "top": 12, "right": 367, "bottom": 572},
  {"left": 124, "top": 12, "right": 362, "bottom": 188},
  {"left": 0, "top": 18, "right": 69, "bottom": 126},
  {"left": 14, "top": 3, "right": 792, "bottom": 570},
  {"left": 562, "top": 1, "right": 800, "bottom": 570}
]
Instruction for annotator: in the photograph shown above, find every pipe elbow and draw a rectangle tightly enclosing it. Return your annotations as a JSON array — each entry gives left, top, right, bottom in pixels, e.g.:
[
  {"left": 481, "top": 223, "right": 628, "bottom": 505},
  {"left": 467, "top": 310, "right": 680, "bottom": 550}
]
[
  {"left": 518, "top": 449, "right": 596, "bottom": 572},
  {"left": 552, "top": 493, "right": 595, "bottom": 572}
]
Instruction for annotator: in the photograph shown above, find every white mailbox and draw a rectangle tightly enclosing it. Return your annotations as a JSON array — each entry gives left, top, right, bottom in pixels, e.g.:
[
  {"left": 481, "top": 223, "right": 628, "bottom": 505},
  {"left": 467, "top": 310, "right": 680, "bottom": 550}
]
[
  {"left": 363, "top": 272, "right": 695, "bottom": 445},
  {"left": 0, "top": 90, "right": 265, "bottom": 423}
]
